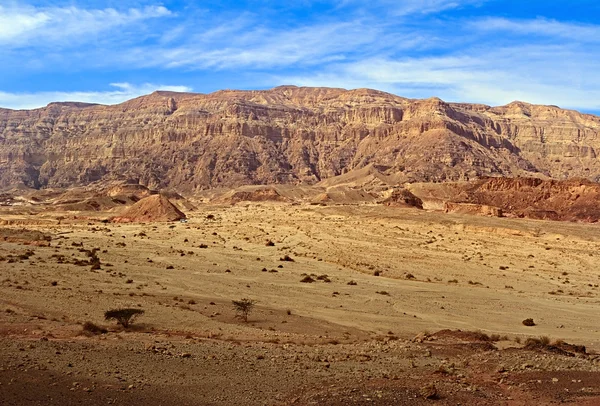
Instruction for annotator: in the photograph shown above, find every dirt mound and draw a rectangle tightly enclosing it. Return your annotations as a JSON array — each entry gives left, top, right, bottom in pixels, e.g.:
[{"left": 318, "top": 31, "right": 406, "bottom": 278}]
[
  {"left": 105, "top": 183, "right": 152, "bottom": 200},
  {"left": 316, "top": 164, "right": 405, "bottom": 192},
  {"left": 111, "top": 195, "right": 186, "bottom": 223},
  {"left": 431, "top": 329, "right": 494, "bottom": 342},
  {"left": 444, "top": 202, "right": 503, "bottom": 217},
  {"left": 219, "top": 187, "right": 290, "bottom": 204},
  {"left": 0, "top": 228, "right": 52, "bottom": 245},
  {"left": 310, "top": 187, "right": 377, "bottom": 204},
  {"left": 381, "top": 189, "right": 423, "bottom": 208},
  {"left": 159, "top": 190, "right": 198, "bottom": 211},
  {"left": 524, "top": 338, "right": 588, "bottom": 357},
  {"left": 52, "top": 195, "right": 138, "bottom": 212}
]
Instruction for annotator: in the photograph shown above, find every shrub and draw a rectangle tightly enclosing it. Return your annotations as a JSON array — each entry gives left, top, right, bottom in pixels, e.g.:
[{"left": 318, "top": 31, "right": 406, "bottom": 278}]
[
  {"left": 232, "top": 298, "right": 256, "bottom": 322},
  {"left": 522, "top": 318, "right": 536, "bottom": 326},
  {"left": 104, "top": 308, "right": 144, "bottom": 328}
]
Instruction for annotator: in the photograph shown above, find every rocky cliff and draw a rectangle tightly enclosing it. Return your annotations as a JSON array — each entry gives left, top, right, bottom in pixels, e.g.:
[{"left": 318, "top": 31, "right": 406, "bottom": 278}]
[{"left": 1, "top": 86, "right": 599, "bottom": 192}]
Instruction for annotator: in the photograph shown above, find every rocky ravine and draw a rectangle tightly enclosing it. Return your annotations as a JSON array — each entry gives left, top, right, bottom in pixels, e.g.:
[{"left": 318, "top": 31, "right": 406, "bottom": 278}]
[{"left": 1, "top": 86, "right": 599, "bottom": 192}]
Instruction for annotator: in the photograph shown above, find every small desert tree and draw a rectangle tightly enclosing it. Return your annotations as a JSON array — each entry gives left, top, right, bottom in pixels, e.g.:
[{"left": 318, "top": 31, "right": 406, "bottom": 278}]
[
  {"left": 104, "top": 308, "right": 144, "bottom": 328},
  {"left": 232, "top": 298, "right": 256, "bottom": 322}
]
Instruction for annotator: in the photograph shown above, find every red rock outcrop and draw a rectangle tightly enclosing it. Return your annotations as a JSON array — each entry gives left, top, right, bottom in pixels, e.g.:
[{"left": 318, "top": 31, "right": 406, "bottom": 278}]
[{"left": 411, "top": 177, "right": 600, "bottom": 222}]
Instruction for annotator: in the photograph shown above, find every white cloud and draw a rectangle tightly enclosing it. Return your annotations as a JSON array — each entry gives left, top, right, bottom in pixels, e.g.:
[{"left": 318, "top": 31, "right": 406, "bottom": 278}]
[
  {"left": 390, "top": 0, "right": 484, "bottom": 16},
  {"left": 337, "top": 0, "right": 484, "bottom": 16},
  {"left": 471, "top": 17, "right": 600, "bottom": 42},
  {"left": 124, "top": 21, "right": 383, "bottom": 70},
  {"left": 1, "top": 1, "right": 599, "bottom": 115},
  {"left": 280, "top": 44, "right": 600, "bottom": 111},
  {"left": 0, "top": 83, "right": 193, "bottom": 110},
  {"left": 0, "top": 3, "right": 171, "bottom": 48}
]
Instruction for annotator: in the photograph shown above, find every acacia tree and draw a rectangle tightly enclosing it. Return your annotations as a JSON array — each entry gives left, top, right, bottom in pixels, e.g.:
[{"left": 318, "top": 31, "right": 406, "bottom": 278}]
[
  {"left": 232, "top": 298, "right": 256, "bottom": 322},
  {"left": 104, "top": 308, "right": 144, "bottom": 328}
]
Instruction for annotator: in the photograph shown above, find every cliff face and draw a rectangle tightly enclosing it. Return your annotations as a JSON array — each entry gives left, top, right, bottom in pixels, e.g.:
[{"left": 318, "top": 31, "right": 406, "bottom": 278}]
[{"left": 1, "top": 86, "right": 599, "bottom": 192}]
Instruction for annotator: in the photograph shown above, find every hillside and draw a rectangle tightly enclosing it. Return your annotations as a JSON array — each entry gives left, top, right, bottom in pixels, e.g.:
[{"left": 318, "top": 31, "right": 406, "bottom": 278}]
[{"left": 1, "top": 86, "right": 599, "bottom": 192}]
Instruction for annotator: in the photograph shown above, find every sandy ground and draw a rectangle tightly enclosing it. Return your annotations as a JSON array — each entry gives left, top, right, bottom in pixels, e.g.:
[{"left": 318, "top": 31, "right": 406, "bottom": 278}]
[{"left": 1, "top": 203, "right": 600, "bottom": 405}]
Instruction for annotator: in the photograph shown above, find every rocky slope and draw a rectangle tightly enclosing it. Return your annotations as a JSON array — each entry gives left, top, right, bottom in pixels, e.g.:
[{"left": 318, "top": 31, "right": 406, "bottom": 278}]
[
  {"left": 1, "top": 86, "right": 599, "bottom": 192},
  {"left": 408, "top": 177, "right": 600, "bottom": 222}
]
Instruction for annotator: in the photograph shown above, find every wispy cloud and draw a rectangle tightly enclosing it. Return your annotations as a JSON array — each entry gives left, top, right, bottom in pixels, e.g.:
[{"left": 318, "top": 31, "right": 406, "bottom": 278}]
[
  {"left": 0, "top": 3, "right": 171, "bottom": 48},
  {"left": 384, "top": 0, "right": 485, "bottom": 16},
  {"left": 471, "top": 17, "right": 600, "bottom": 42},
  {"left": 1, "top": 1, "right": 599, "bottom": 114},
  {"left": 130, "top": 21, "right": 383, "bottom": 70},
  {"left": 338, "top": 0, "right": 485, "bottom": 16},
  {"left": 282, "top": 42, "right": 600, "bottom": 111},
  {"left": 0, "top": 83, "right": 192, "bottom": 110}
]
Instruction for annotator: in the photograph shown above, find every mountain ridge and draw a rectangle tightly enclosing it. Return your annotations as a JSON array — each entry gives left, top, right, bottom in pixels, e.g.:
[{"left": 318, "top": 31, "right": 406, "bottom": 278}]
[{"left": 1, "top": 86, "right": 599, "bottom": 192}]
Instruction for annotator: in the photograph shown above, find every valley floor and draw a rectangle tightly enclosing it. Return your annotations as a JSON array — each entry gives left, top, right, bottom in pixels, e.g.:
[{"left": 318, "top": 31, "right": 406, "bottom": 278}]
[{"left": 1, "top": 203, "right": 600, "bottom": 405}]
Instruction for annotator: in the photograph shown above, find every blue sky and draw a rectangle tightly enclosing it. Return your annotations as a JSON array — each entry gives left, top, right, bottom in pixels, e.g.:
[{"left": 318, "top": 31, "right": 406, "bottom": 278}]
[{"left": 1, "top": 0, "right": 600, "bottom": 113}]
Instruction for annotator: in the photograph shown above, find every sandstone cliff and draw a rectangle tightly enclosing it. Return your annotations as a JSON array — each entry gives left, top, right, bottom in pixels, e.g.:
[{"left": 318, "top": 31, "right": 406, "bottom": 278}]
[{"left": 1, "top": 86, "right": 599, "bottom": 192}]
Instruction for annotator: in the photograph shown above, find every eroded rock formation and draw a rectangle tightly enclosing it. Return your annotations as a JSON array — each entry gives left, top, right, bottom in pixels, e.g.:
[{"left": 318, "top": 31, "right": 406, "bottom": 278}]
[{"left": 1, "top": 86, "right": 599, "bottom": 192}]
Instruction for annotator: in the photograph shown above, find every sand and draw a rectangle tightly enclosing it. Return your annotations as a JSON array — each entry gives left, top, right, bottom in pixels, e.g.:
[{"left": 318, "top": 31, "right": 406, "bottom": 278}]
[{"left": 1, "top": 203, "right": 600, "bottom": 405}]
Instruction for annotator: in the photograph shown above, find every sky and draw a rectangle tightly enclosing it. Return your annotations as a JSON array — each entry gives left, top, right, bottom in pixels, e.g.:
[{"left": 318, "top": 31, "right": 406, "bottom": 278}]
[{"left": 1, "top": 0, "right": 599, "bottom": 114}]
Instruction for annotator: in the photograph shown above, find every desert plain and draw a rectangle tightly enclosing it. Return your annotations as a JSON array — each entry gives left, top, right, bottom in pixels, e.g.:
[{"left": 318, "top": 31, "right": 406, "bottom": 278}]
[{"left": 1, "top": 194, "right": 600, "bottom": 405}]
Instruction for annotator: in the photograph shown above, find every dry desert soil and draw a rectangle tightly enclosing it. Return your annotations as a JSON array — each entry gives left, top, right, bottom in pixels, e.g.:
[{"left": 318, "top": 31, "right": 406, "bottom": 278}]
[{"left": 1, "top": 203, "right": 600, "bottom": 405}]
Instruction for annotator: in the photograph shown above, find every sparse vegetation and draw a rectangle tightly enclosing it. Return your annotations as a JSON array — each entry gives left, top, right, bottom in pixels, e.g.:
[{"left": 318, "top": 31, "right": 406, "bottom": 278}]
[
  {"left": 232, "top": 298, "right": 256, "bottom": 322},
  {"left": 316, "top": 274, "right": 331, "bottom": 282},
  {"left": 104, "top": 308, "right": 145, "bottom": 328},
  {"left": 522, "top": 318, "right": 536, "bottom": 326}
]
